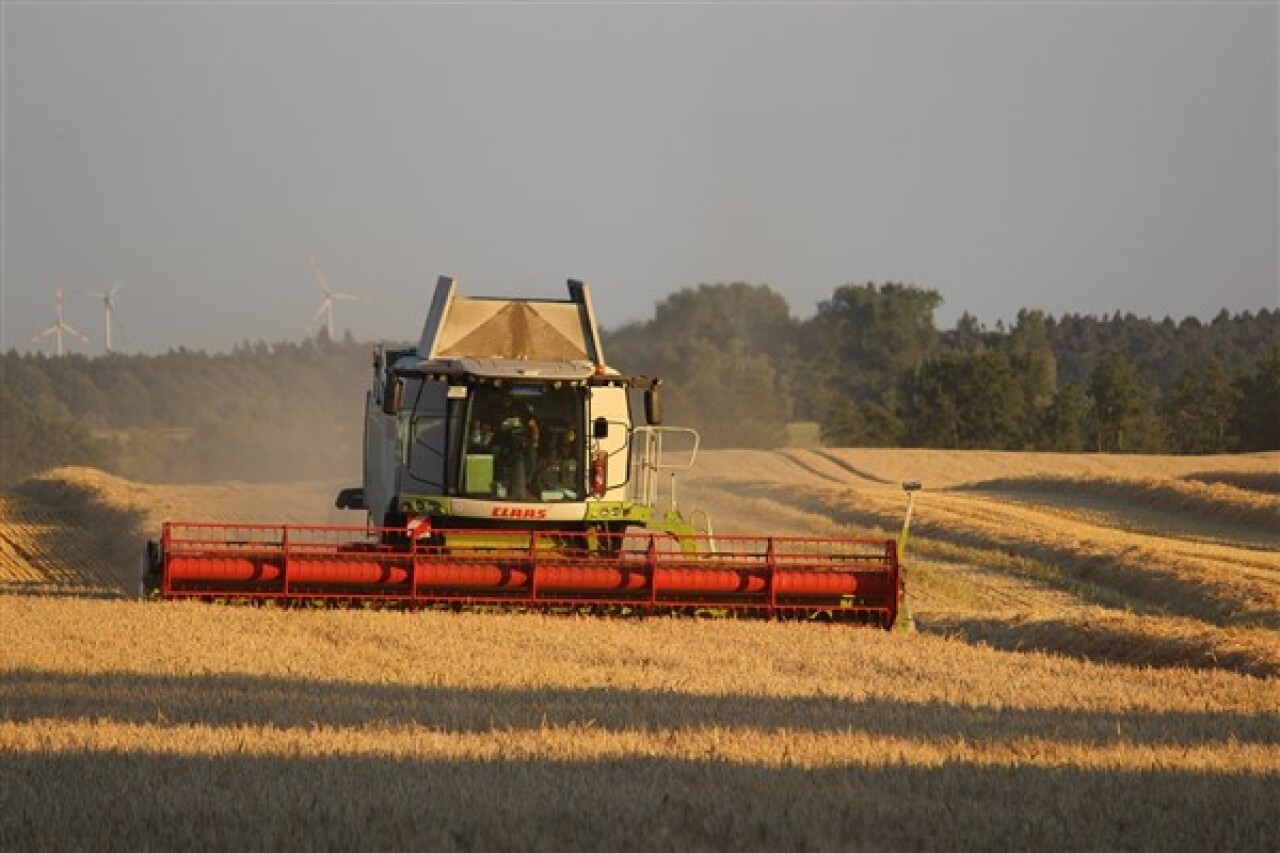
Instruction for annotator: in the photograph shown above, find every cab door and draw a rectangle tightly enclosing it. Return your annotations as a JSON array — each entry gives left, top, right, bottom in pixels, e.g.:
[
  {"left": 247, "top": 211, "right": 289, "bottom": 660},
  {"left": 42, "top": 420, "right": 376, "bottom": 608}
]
[{"left": 587, "top": 385, "right": 631, "bottom": 501}]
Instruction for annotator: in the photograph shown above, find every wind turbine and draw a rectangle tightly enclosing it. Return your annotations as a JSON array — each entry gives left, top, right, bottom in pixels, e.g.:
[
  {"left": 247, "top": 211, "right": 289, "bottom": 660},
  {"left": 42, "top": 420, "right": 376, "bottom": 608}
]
[
  {"left": 307, "top": 256, "right": 364, "bottom": 341},
  {"left": 31, "top": 288, "right": 90, "bottom": 356},
  {"left": 92, "top": 280, "right": 124, "bottom": 354}
]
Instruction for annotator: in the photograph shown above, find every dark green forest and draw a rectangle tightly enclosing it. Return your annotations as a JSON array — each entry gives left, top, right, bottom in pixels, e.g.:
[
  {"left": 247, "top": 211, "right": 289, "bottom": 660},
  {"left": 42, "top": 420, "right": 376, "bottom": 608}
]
[
  {"left": 605, "top": 283, "right": 1277, "bottom": 456},
  {"left": 2, "top": 284, "right": 1277, "bottom": 486}
]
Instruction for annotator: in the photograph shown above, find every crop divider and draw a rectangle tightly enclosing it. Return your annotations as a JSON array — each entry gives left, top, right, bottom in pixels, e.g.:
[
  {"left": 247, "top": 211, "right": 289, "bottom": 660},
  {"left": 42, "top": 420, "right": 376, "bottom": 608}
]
[
  {"left": 529, "top": 533, "right": 540, "bottom": 607},
  {"left": 281, "top": 525, "right": 291, "bottom": 599},
  {"left": 647, "top": 536, "right": 659, "bottom": 613},
  {"left": 410, "top": 536, "right": 421, "bottom": 608},
  {"left": 765, "top": 538, "right": 777, "bottom": 619},
  {"left": 160, "top": 523, "right": 172, "bottom": 597}
]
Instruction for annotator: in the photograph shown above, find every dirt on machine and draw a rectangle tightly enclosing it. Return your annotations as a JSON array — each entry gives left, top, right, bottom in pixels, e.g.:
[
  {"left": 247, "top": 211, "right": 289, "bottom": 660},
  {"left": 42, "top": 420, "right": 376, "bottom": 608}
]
[{"left": 143, "top": 277, "right": 911, "bottom": 627}]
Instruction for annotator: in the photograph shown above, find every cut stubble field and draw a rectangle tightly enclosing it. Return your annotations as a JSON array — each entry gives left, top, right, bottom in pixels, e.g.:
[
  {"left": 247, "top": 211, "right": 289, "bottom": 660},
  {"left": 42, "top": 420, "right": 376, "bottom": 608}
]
[{"left": 1, "top": 449, "right": 1277, "bottom": 850}]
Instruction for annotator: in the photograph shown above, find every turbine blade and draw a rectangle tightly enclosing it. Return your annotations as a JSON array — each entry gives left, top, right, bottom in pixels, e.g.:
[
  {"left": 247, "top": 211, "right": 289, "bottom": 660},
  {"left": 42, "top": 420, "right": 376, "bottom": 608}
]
[
  {"left": 308, "top": 256, "right": 332, "bottom": 297},
  {"left": 309, "top": 301, "right": 329, "bottom": 328},
  {"left": 61, "top": 322, "right": 90, "bottom": 342}
]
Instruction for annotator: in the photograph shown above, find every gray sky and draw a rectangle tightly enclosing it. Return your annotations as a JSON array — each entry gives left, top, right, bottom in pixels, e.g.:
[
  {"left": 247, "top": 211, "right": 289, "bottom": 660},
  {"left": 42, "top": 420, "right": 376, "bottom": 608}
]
[{"left": 3, "top": 3, "right": 1277, "bottom": 356}]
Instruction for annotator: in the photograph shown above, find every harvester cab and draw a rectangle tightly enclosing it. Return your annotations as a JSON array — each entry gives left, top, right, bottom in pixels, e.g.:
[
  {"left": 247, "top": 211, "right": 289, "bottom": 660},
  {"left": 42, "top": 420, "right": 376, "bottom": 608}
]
[
  {"left": 334, "top": 277, "right": 704, "bottom": 546},
  {"left": 144, "top": 277, "right": 905, "bottom": 627}
]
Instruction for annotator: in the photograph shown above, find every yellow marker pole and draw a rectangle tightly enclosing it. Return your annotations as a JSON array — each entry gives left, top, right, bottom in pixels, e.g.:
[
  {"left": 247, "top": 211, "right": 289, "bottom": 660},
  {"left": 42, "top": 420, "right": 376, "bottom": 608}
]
[
  {"left": 895, "top": 481, "right": 922, "bottom": 633},
  {"left": 897, "top": 481, "right": 922, "bottom": 559}
]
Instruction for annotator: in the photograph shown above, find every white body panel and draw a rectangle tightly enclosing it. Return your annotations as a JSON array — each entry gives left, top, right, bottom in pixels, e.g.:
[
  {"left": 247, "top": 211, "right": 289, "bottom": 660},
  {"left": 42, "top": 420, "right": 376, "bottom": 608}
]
[
  {"left": 587, "top": 385, "right": 632, "bottom": 501},
  {"left": 363, "top": 393, "right": 399, "bottom": 526}
]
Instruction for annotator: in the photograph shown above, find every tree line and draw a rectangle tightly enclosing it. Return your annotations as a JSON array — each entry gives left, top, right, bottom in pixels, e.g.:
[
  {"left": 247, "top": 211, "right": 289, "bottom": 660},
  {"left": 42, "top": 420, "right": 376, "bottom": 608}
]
[
  {"left": 604, "top": 283, "right": 1278, "bottom": 455},
  {"left": 2, "top": 285, "right": 1276, "bottom": 487},
  {"left": 1, "top": 337, "right": 368, "bottom": 486}
]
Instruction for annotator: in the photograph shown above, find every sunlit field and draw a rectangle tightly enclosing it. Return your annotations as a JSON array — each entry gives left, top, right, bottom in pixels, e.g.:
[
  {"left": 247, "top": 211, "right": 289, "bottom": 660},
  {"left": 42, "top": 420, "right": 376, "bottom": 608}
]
[{"left": 2, "top": 450, "right": 1277, "bottom": 850}]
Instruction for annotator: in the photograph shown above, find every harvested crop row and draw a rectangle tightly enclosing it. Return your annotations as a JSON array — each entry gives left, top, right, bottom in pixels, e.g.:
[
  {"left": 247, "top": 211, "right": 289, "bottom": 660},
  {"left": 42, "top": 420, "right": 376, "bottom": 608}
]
[
  {"left": 753, "top": 478, "right": 1280, "bottom": 629},
  {"left": 813, "top": 448, "right": 1280, "bottom": 490},
  {"left": 919, "top": 609, "right": 1280, "bottom": 679},
  {"left": 962, "top": 475, "right": 1280, "bottom": 536},
  {"left": 680, "top": 454, "right": 1280, "bottom": 674},
  {"left": 912, "top": 491, "right": 1279, "bottom": 626}
]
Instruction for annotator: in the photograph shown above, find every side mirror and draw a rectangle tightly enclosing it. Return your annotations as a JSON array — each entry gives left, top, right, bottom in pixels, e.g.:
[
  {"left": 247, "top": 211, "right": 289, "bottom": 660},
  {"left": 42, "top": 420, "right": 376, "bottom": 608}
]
[
  {"left": 382, "top": 378, "right": 403, "bottom": 415},
  {"left": 592, "top": 417, "right": 610, "bottom": 439},
  {"left": 644, "top": 386, "right": 663, "bottom": 426}
]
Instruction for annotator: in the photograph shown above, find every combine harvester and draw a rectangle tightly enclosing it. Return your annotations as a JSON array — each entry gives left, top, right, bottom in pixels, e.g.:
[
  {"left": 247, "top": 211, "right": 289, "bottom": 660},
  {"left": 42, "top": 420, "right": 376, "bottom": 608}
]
[{"left": 144, "top": 278, "right": 913, "bottom": 627}]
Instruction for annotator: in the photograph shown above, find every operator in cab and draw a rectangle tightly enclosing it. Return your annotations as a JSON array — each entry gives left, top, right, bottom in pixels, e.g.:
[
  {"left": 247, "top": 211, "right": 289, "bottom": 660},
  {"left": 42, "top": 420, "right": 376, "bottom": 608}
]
[{"left": 493, "top": 392, "right": 541, "bottom": 500}]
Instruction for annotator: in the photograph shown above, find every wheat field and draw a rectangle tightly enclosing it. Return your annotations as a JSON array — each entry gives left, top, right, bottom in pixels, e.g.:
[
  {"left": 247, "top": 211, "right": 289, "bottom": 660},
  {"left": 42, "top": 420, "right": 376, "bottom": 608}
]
[{"left": 1, "top": 450, "right": 1277, "bottom": 850}]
